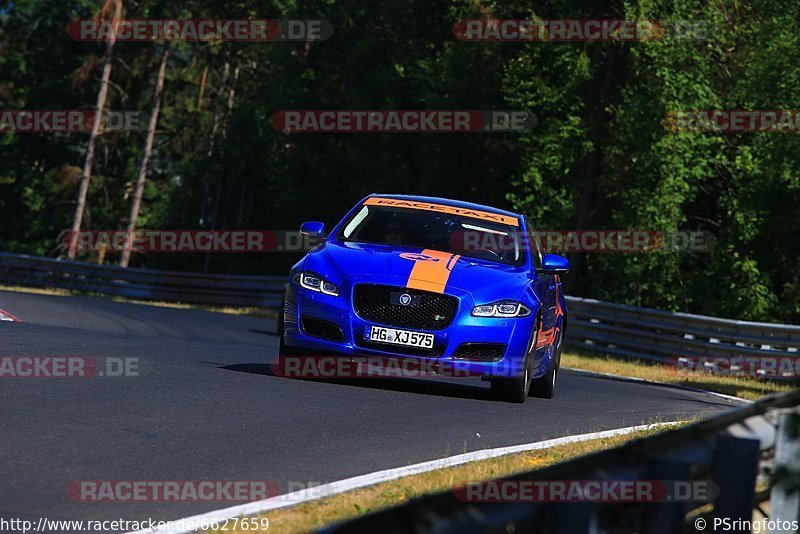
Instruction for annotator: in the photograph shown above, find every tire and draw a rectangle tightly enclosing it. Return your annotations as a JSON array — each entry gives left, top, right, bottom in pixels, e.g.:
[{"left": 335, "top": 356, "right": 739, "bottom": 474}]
[
  {"left": 529, "top": 326, "right": 562, "bottom": 399},
  {"left": 278, "top": 296, "right": 300, "bottom": 358},
  {"left": 491, "top": 323, "right": 539, "bottom": 404},
  {"left": 490, "top": 357, "right": 531, "bottom": 403},
  {"left": 278, "top": 331, "right": 300, "bottom": 357},
  {"left": 491, "top": 326, "right": 537, "bottom": 403}
]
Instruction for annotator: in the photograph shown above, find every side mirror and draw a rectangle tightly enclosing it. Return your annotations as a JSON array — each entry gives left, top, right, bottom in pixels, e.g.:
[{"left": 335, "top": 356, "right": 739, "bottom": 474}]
[
  {"left": 540, "top": 254, "right": 569, "bottom": 275},
  {"left": 300, "top": 221, "right": 325, "bottom": 239}
]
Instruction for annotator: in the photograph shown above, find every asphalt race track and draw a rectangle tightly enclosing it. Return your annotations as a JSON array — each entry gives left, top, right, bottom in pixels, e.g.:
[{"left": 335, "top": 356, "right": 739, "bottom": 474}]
[{"left": 0, "top": 289, "right": 745, "bottom": 528}]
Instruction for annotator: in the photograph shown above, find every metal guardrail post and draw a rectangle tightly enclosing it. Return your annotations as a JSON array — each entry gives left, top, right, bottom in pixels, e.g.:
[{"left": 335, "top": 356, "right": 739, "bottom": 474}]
[
  {"left": 711, "top": 436, "right": 761, "bottom": 531},
  {"left": 546, "top": 502, "right": 594, "bottom": 533},
  {"left": 642, "top": 460, "right": 692, "bottom": 534},
  {"left": 770, "top": 408, "right": 800, "bottom": 532}
]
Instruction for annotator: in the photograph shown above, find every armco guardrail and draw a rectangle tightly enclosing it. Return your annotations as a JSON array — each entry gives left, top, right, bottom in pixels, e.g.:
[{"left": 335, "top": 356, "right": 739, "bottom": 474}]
[
  {"left": 566, "top": 296, "right": 800, "bottom": 364},
  {"left": 1, "top": 253, "right": 798, "bottom": 365},
  {"left": 322, "top": 389, "right": 800, "bottom": 533},
  {"left": 0, "top": 252, "right": 285, "bottom": 307}
]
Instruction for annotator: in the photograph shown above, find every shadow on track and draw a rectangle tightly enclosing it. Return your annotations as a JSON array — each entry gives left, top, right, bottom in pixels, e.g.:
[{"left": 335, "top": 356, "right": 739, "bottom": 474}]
[
  {"left": 569, "top": 371, "right": 741, "bottom": 408},
  {"left": 219, "top": 362, "right": 496, "bottom": 402},
  {"left": 249, "top": 328, "right": 280, "bottom": 337}
]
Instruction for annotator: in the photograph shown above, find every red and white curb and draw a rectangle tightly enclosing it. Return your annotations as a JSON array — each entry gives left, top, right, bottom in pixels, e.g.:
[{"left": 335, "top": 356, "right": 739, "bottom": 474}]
[
  {"left": 0, "top": 308, "right": 20, "bottom": 322},
  {"left": 127, "top": 422, "right": 679, "bottom": 534}
]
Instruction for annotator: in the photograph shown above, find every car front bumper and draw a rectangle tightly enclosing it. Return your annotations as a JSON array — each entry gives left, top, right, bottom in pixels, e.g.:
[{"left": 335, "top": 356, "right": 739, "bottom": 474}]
[{"left": 281, "top": 280, "right": 549, "bottom": 379}]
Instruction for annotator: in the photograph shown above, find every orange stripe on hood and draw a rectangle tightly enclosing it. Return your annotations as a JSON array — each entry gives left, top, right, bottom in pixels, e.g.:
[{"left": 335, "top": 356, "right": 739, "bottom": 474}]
[{"left": 406, "top": 249, "right": 460, "bottom": 293}]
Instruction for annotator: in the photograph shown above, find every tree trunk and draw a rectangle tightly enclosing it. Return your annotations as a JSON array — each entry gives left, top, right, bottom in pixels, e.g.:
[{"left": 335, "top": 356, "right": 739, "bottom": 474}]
[
  {"left": 67, "top": 0, "right": 123, "bottom": 260},
  {"left": 218, "top": 63, "right": 241, "bottom": 158},
  {"left": 119, "top": 43, "right": 171, "bottom": 267},
  {"left": 197, "top": 65, "right": 208, "bottom": 111},
  {"left": 207, "top": 60, "right": 230, "bottom": 157},
  {"left": 566, "top": 46, "right": 619, "bottom": 294}
]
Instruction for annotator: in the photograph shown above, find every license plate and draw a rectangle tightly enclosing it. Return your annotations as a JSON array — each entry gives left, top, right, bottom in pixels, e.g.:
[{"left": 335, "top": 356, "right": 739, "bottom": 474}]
[{"left": 365, "top": 326, "right": 434, "bottom": 349}]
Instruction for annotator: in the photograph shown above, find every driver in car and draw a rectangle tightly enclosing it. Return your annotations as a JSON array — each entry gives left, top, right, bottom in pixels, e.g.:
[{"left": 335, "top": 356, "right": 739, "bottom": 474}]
[{"left": 384, "top": 221, "right": 407, "bottom": 246}]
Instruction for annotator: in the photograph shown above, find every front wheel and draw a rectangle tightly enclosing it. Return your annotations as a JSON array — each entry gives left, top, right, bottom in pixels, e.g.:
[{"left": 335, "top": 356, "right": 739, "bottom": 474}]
[
  {"left": 490, "top": 357, "right": 531, "bottom": 403},
  {"left": 278, "top": 332, "right": 301, "bottom": 357},
  {"left": 278, "top": 296, "right": 300, "bottom": 358}
]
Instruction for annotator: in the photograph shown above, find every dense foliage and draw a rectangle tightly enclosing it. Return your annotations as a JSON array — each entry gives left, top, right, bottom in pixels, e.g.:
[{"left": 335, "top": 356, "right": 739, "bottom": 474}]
[{"left": 1, "top": 0, "right": 798, "bottom": 322}]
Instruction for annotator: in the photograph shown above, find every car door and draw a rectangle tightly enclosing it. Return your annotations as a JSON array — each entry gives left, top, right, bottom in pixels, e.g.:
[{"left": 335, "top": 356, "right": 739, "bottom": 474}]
[{"left": 527, "top": 221, "right": 557, "bottom": 347}]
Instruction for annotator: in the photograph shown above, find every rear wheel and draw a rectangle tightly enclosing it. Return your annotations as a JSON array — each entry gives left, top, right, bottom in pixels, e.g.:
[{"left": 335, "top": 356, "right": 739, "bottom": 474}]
[{"left": 529, "top": 326, "right": 562, "bottom": 399}]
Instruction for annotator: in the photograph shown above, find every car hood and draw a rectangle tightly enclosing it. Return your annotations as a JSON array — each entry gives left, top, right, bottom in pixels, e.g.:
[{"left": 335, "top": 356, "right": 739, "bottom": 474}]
[{"left": 300, "top": 240, "right": 531, "bottom": 302}]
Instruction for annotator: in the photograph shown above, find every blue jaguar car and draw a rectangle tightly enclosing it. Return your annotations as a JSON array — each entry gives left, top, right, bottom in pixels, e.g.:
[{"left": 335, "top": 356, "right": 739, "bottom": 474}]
[{"left": 279, "top": 194, "right": 568, "bottom": 403}]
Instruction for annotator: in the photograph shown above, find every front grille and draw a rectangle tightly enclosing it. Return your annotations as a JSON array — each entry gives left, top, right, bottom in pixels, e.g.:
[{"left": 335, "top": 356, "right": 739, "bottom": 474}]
[
  {"left": 353, "top": 284, "right": 458, "bottom": 330},
  {"left": 453, "top": 343, "right": 506, "bottom": 362},
  {"left": 301, "top": 316, "right": 345, "bottom": 341}
]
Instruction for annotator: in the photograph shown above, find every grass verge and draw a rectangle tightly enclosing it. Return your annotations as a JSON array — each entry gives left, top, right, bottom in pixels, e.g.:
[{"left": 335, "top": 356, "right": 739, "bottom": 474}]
[
  {"left": 561, "top": 348, "right": 796, "bottom": 401},
  {"left": 0, "top": 285, "right": 277, "bottom": 318},
  {"left": 208, "top": 425, "right": 674, "bottom": 534}
]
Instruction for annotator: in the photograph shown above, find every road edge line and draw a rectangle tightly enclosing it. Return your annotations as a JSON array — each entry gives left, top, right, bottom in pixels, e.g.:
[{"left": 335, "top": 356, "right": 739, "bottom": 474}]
[{"left": 127, "top": 422, "right": 679, "bottom": 534}]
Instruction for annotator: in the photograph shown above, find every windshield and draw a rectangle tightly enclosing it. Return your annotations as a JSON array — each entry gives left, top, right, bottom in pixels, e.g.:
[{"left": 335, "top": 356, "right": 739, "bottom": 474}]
[{"left": 337, "top": 204, "right": 526, "bottom": 266}]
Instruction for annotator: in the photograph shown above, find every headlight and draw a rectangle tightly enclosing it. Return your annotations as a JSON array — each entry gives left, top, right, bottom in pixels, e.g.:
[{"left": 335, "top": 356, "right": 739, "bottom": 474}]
[
  {"left": 293, "top": 271, "right": 340, "bottom": 296},
  {"left": 472, "top": 300, "right": 531, "bottom": 317}
]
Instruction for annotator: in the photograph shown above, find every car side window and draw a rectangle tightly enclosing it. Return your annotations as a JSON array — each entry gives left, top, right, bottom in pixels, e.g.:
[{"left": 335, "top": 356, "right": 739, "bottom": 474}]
[{"left": 526, "top": 221, "right": 543, "bottom": 270}]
